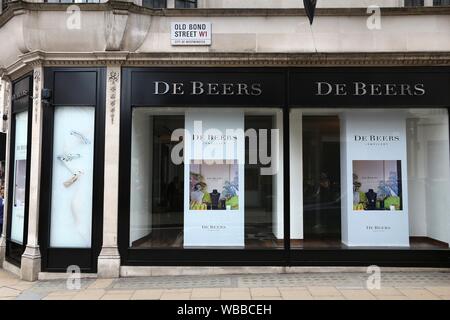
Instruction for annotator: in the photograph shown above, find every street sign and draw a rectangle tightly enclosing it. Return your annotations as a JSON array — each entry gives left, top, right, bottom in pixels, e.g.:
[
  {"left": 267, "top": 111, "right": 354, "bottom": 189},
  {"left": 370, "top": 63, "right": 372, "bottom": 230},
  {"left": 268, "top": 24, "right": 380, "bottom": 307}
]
[{"left": 171, "top": 22, "right": 212, "bottom": 46}]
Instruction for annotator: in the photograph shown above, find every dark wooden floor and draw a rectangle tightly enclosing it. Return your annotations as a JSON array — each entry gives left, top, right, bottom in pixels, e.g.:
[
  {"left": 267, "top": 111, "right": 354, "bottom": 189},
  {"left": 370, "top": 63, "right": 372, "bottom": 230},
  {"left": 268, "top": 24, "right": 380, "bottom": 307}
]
[{"left": 132, "top": 229, "right": 449, "bottom": 250}]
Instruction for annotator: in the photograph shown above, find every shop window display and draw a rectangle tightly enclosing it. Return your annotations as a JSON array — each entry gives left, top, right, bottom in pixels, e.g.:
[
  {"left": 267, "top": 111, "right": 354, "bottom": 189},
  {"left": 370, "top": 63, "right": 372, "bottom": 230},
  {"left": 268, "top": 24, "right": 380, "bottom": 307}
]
[
  {"left": 129, "top": 108, "right": 283, "bottom": 249},
  {"left": 49, "top": 107, "right": 95, "bottom": 248},
  {"left": 9, "top": 111, "right": 28, "bottom": 244},
  {"left": 291, "top": 108, "right": 450, "bottom": 250}
]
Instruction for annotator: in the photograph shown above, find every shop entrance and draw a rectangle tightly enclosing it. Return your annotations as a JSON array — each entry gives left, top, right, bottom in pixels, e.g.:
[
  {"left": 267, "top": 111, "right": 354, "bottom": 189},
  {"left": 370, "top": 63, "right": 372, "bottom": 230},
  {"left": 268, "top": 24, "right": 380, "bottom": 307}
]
[{"left": 302, "top": 116, "right": 342, "bottom": 247}]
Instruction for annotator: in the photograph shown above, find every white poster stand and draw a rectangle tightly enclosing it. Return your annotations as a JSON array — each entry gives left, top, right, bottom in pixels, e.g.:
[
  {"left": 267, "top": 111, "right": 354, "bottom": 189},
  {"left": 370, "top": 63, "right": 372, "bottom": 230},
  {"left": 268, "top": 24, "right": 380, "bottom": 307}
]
[
  {"left": 184, "top": 111, "right": 245, "bottom": 247},
  {"left": 341, "top": 111, "right": 410, "bottom": 247}
]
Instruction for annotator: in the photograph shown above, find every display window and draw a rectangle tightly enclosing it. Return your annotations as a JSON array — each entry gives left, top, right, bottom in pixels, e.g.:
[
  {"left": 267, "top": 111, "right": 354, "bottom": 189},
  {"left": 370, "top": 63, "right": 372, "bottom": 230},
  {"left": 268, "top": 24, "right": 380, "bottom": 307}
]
[
  {"left": 118, "top": 67, "right": 450, "bottom": 267},
  {"left": 6, "top": 74, "right": 33, "bottom": 266},
  {"left": 290, "top": 108, "right": 450, "bottom": 250},
  {"left": 49, "top": 107, "right": 95, "bottom": 248},
  {"left": 9, "top": 111, "right": 28, "bottom": 244},
  {"left": 129, "top": 108, "right": 284, "bottom": 250},
  {"left": 38, "top": 68, "right": 105, "bottom": 272}
]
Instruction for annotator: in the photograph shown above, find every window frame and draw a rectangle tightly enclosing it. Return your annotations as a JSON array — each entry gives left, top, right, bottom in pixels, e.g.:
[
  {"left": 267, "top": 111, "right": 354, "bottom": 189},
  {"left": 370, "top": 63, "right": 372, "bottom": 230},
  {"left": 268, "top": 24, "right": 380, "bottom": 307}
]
[
  {"left": 38, "top": 67, "right": 106, "bottom": 273},
  {"left": 119, "top": 67, "right": 289, "bottom": 266},
  {"left": 118, "top": 67, "right": 450, "bottom": 268},
  {"left": 5, "top": 73, "right": 33, "bottom": 267}
]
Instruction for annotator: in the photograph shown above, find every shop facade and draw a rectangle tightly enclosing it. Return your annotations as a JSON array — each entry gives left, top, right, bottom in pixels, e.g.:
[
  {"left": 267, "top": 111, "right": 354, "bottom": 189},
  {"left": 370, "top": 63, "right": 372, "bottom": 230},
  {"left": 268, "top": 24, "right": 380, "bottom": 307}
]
[{"left": 0, "top": 2, "right": 450, "bottom": 281}]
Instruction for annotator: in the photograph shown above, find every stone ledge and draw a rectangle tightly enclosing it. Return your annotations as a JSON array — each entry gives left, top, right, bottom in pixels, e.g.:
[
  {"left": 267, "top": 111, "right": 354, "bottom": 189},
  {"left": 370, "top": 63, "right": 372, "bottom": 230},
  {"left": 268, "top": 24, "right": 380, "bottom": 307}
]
[
  {"left": 119, "top": 266, "right": 450, "bottom": 278},
  {"left": 8, "top": 50, "right": 450, "bottom": 70},
  {"left": 4, "top": 50, "right": 450, "bottom": 79},
  {"left": 2, "top": 260, "right": 21, "bottom": 277},
  {"left": 37, "top": 272, "right": 97, "bottom": 281}
]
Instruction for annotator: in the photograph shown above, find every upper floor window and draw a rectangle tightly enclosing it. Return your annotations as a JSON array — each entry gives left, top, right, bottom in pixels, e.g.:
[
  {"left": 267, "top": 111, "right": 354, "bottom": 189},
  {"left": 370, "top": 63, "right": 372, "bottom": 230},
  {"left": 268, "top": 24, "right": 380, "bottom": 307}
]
[
  {"left": 46, "top": 0, "right": 100, "bottom": 3},
  {"left": 433, "top": 0, "right": 450, "bottom": 5},
  {"left": 142, "top": 0, "right": 197, "bottom": 9},
  {"left": 405, "top": 0, "right": 424, "bottom": 6},
  {"left": 405, "top": 0, "right": 450, "bottom": 5},
  {"left": 175, "top": 0, "right": 197, "bottom": 8},
  {"left": 143, "top": 0, "right": 166, "bottom": 8}
]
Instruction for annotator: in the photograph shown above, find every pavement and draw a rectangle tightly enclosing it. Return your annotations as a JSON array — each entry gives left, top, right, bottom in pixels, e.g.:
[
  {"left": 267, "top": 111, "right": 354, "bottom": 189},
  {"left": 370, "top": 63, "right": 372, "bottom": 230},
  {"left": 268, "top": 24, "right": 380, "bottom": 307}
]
[{"left": 1, "top": 268, "right": 450, "bottom": 300}]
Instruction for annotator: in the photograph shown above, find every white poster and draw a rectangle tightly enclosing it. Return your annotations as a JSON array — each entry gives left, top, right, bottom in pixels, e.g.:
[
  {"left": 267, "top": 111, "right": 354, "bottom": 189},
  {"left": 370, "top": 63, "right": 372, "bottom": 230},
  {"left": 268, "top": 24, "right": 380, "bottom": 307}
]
[
  {"left": 50, "top": 107, "right": 95, "bottom": 248},
  {"left": 10, "top": 111, "right": 28, "bottom": 244},
  {"left": 184, "top": 111, "right": 245, "bottom": 247},
  {"left": 341, "top": 111, "right": 410, "bottom": 247}
]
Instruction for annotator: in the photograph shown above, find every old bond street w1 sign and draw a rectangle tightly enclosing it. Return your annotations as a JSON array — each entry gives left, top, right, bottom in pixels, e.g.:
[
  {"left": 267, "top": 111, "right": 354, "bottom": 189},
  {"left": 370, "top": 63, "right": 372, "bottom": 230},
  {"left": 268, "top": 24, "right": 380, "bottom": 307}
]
[{"left": 171, "top": 22, "right": 212, "bottom": 46}]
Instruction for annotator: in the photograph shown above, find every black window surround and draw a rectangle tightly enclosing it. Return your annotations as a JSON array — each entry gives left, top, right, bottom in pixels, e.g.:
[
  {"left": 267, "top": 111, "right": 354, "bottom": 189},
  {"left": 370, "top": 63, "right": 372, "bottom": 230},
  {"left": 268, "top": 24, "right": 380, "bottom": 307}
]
[
  {"left": 38, "top": 67, "right": 105, "bottom": 273},
  {"left": 5, "top": 73, "right": 33, "bottom": 267},
  {"left": 119, "top": 67, "right": 450, "bottom": 268}
]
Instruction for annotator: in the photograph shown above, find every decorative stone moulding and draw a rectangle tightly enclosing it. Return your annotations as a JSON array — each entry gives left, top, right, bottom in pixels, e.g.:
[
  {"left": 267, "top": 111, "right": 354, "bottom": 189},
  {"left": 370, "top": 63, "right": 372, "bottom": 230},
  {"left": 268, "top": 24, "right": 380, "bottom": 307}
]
[
  {"left": 107, "top": 69, "right": 120, "bottom": 124},
  {"left": 1, "top": 3, "right": 450, "bottom": 76},
  {"left": 4, "top": 51, "right": 449, "bottom": 75}
]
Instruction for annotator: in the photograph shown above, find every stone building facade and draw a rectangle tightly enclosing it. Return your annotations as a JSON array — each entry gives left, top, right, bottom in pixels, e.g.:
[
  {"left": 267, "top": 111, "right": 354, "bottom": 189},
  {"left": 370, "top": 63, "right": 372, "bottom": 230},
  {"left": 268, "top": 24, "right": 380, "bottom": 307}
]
[{"left": 0, "top": 0, "right": 449, "bottom": 281}]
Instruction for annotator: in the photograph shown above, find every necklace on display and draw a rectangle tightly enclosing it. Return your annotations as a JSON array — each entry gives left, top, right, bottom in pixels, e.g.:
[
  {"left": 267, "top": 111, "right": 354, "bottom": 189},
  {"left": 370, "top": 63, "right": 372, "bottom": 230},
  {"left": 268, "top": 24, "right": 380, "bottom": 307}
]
[
  {"left": 57, "top": 155, "right": 84, "bottom": 187},
  {"left": 70, "top": 130, "right": 91, "bottom": 145}
]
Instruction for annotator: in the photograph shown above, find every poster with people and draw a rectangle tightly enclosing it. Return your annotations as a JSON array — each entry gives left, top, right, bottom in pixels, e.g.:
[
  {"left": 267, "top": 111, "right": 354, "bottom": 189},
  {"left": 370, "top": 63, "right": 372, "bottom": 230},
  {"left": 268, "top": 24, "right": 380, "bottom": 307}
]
[
  {"left": 341, "top": 111, "right": 410, "bottom": 247},
  {"left": 352, "top": 160, "right": 403, "bottom": 212},
  {"left": 184, "top": 111, "right": 245, "bottom": 247},
  {"left": 189, "top": 160, "right": 239, "bottom": 211}
]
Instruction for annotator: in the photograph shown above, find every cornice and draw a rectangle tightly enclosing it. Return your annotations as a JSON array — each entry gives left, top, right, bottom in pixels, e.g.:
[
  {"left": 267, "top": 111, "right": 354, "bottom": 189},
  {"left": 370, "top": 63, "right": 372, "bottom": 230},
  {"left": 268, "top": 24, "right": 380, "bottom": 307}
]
[
  {"left": 4, "top": 51, "right": 450, "bottom": 78},
  {"left": 124, "top": 52, "right": 450, "bottom": 67}
]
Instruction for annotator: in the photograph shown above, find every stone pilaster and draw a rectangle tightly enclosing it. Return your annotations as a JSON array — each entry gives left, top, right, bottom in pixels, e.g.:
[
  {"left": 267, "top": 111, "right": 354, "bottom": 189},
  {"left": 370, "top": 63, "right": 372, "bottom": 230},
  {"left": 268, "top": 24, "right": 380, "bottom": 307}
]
[
  {"left": 0, "top": 77, "right": 11, "bottom": 267},
  {"left": 97, "top": 66, "right": 121, "bottom": 278},
  {"left": 20, "top": 66, "right": 43, "bottom": 281}
]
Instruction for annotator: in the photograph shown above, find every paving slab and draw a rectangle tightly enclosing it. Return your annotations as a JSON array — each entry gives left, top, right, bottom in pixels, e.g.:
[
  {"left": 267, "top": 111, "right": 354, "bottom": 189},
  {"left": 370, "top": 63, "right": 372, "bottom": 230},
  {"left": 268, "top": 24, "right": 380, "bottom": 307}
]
[
  {"left": 1, "top": 269, "right": 450, "bottom": 300},
  {"left": 131, "top": 289, "right": 164, "bottom": 300}
]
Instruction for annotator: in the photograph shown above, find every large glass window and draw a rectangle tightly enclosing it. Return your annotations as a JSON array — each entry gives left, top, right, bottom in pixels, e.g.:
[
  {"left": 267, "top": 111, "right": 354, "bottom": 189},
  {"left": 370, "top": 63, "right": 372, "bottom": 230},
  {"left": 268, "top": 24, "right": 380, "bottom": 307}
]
[
  {"left": 129, "top": 108, "right": 283, "bottom": 249},
  {"left": 291, "top": 109, "right": 450, "bottom": 250},
  {"left": 10, "top": 111, "right": 28, "bottom": 244},
  {"left": 49, "top": 107, "right": 95, "bottom": 248}
]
